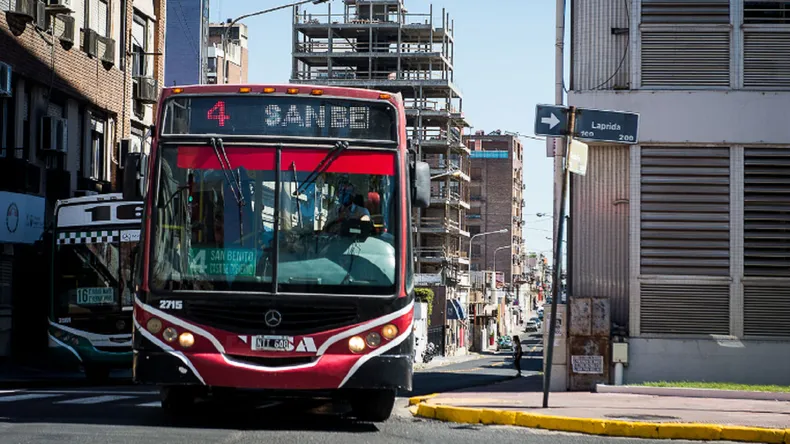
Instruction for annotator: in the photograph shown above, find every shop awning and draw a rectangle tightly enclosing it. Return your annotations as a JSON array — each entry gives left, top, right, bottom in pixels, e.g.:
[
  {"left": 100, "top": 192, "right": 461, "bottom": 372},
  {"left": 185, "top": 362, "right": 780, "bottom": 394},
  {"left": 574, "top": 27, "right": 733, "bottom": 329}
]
[{"left": 446, "top": 299, "right": 467, "bottom": 320}]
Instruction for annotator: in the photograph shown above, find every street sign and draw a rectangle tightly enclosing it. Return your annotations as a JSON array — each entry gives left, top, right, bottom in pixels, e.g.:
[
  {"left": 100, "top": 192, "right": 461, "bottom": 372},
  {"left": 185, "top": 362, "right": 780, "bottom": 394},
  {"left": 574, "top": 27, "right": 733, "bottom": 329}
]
[
  {"left": 567, "top": 139, "right": 589, "bottom": 176},
  {"left": 534, "top": 104, "right": 570, "bottom": 138},
  {"left": 573, "top": 108, "right": 640, "bottom": 144}
]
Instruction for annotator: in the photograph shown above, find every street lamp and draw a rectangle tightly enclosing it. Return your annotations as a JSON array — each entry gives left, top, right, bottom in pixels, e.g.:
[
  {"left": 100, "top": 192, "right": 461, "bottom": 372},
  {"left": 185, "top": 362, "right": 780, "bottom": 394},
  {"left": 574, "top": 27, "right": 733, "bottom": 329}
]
[
  {"left": 491, "top": 245, "right": 510, "bottom": 280},
  {"left": 467, "top": 229, "right": 508, "bottom": 283},
  {"left": 222, "top": 0, "right": 330, "bottom": 84}
]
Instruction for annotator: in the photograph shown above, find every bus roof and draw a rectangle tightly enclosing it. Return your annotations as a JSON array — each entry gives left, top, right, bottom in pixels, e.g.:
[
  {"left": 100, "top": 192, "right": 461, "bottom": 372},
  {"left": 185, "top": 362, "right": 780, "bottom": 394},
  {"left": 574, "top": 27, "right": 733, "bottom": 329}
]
[
  {"left": 55, "top": 193, "right": 143, "bottom": 229},
  {"left": 55, "top": 193, "right": 126, "bottom": 210},
  {"left": 160, "top": 84, "right": 403, "bottom": 106}
]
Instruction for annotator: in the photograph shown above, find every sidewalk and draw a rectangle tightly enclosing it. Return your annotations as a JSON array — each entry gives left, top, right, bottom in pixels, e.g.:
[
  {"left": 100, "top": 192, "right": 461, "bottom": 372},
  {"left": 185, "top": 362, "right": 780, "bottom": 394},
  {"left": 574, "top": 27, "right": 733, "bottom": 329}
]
[{"left": 410, "top": 377, "right": 790, "bottom": 442}]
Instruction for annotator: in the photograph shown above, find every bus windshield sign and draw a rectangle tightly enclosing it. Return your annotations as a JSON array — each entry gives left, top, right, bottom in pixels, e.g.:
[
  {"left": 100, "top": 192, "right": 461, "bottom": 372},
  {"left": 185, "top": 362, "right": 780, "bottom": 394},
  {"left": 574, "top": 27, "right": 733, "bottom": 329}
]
[{"left": 161, "top": 96, "right": 397, "bottom": 141}]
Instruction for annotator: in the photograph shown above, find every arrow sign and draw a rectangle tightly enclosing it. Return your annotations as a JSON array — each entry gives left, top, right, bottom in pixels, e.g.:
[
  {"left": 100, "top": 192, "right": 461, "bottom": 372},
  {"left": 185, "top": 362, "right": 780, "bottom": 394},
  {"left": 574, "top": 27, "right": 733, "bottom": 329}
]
[
  {"left": 541, "top": 113, "right": 560, "bottom": 129},
  {"left": 534, "top": 104, "right": 569, "bottom": 137}
]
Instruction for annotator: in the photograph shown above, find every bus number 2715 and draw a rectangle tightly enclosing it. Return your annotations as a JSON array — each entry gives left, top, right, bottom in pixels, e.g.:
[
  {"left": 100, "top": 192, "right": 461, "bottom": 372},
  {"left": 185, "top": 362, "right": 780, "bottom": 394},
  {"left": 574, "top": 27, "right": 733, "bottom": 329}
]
[{"left": 159, "top": 300, "right": 183, "bottom": 310}]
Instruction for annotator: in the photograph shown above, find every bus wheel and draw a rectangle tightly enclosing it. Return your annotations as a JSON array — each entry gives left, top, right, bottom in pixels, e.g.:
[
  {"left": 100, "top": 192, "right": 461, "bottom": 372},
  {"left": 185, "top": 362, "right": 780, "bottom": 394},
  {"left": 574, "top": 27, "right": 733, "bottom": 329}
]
[
  {"left": 160, "top": 386, "right": 196, "bottom": 416},
  {"left": 84, "top": 365, "right": 111, "bottom": 384},
  {"left": 349, "top": 389, "right": 396, "bottom": 422}
]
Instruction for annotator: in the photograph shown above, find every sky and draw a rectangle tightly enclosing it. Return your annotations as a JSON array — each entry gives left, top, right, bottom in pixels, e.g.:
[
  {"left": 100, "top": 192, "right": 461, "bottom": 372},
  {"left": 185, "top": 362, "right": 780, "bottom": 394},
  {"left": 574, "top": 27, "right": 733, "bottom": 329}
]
[{"left": 208, "top": 0, "right": 567, "bottom": 257}]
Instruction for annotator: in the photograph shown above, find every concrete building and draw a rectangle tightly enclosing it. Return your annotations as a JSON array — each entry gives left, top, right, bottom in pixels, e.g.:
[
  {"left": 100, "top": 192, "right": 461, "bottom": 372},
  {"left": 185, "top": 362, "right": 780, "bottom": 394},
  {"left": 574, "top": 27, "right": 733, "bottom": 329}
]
[
  {"left": 206, "top": 22, "right": 249, "bottom": 85},
  {"left": 563, "top": 0, "right": 790, "bottom": 387},
  {"left": 0, "top": 0, "right": 165, "bottom": 360},
  {"left": 463, "top": 131, "right": 527, "bottom": 336},
  {"left": 290, "top": 0, "right": 472, "bottom": 355},
  {"left": 164, "top": 0, "right": 210, "bottom": 86}
]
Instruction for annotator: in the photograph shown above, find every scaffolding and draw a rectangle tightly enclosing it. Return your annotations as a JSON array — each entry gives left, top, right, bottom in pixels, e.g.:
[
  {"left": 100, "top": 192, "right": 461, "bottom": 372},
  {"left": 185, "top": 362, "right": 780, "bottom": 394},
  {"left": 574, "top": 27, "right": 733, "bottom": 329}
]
[{"left": 291, "top": 0, "right": 472, "bottom": 292}]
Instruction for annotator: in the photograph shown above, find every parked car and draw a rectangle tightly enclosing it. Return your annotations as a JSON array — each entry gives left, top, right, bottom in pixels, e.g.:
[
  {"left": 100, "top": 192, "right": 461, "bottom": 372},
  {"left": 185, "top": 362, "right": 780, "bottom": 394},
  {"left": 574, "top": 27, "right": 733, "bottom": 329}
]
[{"left": 529, "top": 316, "right": 542, "bottom": 330}]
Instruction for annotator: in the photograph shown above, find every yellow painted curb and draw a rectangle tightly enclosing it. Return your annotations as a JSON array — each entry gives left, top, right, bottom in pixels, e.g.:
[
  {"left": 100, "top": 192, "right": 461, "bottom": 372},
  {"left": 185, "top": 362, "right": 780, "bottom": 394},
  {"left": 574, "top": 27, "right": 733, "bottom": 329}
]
[
  {"left": 408, "top": 393, "right": 438, "bottom": 406},
  {"left": 720, "top": 426, "right": 785, "bottom": 444},
  {"left": 409, "top": 398, "right": 788, "bottom": 442}
]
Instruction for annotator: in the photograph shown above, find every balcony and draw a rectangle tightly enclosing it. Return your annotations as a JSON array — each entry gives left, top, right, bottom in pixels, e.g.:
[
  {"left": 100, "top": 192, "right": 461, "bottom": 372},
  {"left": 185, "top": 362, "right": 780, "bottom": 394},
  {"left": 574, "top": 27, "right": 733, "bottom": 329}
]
[
  {"left": 416, "top": 246, "right": 470, "bottom": 265},
  {"left": 425, "top": 156, "right": 471, "bottom": 182},
  {"left": 430, "top": 189, "right": 470, "bottom": 209},
  {"left": 409, "top": 128, "right": 469, "bottom": 154},
  {"left": 416, "top": 216, "right": 470, "bottom": 237}
]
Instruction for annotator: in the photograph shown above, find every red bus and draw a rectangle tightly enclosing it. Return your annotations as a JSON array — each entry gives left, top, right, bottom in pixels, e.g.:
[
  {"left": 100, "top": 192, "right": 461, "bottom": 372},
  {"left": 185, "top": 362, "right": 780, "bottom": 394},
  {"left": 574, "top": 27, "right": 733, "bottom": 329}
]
[{"left": 122, "top": 84, "right": 430, "bottom": 421}]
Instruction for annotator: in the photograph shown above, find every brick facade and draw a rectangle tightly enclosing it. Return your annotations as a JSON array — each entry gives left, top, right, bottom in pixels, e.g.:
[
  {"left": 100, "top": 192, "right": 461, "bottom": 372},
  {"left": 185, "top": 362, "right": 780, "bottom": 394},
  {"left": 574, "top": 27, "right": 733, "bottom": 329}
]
[
  {"left": 464, "top": 134, "right": 525, "bottom": 287},
  {"left": 1, "top": 0, "right": 166, "bottom": 194}
]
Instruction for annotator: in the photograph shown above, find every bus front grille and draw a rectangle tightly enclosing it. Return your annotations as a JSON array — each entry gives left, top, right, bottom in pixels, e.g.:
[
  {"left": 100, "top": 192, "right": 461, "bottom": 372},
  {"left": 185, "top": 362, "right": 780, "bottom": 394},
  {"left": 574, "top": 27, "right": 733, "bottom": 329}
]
[{"left": 183, "top": 300, "right": 359, "bottom": 335}]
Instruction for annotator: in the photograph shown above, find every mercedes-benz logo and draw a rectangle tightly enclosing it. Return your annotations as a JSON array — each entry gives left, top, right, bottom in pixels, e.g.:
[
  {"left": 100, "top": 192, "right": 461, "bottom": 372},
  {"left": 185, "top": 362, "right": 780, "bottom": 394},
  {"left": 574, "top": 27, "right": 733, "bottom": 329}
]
[{"left": 264, "top": 309, "right": 282, "bottom": 328}]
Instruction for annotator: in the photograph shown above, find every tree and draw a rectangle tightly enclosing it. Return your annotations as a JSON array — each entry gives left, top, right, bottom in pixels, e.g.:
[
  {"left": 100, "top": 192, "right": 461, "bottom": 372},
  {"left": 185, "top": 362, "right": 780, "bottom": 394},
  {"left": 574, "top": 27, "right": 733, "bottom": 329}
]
[{"left": 414, "top": 287, "right": 435, "bottom": 326}]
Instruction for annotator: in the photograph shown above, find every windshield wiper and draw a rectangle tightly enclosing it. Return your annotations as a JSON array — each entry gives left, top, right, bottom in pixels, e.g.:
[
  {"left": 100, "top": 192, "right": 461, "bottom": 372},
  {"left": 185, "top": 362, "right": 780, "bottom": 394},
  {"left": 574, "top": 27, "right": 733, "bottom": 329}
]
[
  {"left": 210, "top": 137, "right": 246, "bottom": 239},
  {"left": 294, "top": 140, "right": 349, "bottom": 197},
  {"left": 210, "top": 137, "right": 245, "bottom": 207}
]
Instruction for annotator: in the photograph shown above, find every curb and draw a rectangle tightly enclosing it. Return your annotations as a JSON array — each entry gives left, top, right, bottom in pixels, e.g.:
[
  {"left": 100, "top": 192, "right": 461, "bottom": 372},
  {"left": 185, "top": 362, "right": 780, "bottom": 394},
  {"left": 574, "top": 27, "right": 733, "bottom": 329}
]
[
  {"left": 409, "top": 399, "right": 790, "bottom": 443},
  {"left": 596, "top": 384, "right": 790, "bottom": 402}
]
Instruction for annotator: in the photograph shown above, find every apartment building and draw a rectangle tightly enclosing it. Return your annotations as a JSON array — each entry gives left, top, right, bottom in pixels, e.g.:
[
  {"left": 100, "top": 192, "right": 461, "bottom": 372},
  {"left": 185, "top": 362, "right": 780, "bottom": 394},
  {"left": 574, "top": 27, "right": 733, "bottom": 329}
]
[
  {"left": 206, "top": 22, "right": 249, "bottom": 85},
  {"left": 290, "top": 0, "right": 472, "bottom": 355},
  {"left": 164, "top": 0, "right": 209, "bottom": 86},
  {"left": 0, "top": 0, "right": 165, "bottom": 359},
  {"left": 564, "top": 0, "right": 790, "bottom": 388}
]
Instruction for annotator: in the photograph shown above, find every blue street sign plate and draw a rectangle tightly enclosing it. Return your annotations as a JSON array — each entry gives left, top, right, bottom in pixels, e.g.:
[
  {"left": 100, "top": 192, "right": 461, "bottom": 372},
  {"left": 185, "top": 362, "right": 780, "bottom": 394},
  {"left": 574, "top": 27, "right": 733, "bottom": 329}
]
[
  {"left": 574, "top": 108, "right": 640, "bottom": 144},
  {"left": 534, "top": 104, "right": 570, "bottom": 138}
]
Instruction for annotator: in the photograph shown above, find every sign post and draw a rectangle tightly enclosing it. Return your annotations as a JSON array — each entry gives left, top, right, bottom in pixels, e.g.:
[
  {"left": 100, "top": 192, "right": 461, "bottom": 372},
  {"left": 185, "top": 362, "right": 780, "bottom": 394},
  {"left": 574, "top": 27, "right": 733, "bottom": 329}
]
[{"left": 533, "top": 104, "right": 640, "bottom": 408}]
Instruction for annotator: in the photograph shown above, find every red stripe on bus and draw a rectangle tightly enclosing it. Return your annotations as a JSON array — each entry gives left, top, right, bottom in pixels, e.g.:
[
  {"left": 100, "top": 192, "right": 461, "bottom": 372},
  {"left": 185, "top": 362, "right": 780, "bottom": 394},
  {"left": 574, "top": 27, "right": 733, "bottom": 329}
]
[{"left": 176, "top": 146, "right": 395, "bottom": 176}]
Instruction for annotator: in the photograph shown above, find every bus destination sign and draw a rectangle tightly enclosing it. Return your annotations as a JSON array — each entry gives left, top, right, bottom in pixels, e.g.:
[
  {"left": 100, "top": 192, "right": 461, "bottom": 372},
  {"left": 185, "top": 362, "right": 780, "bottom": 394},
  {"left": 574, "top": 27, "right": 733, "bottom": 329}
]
[{"left": 164, "top": 96, "right": 397, "bottom": 141}]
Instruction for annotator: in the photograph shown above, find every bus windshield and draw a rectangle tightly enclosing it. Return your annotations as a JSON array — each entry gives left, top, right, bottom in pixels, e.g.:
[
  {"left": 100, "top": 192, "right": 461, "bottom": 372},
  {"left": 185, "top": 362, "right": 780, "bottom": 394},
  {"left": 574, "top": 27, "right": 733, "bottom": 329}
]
[
  {"left": 54, "top": 235, "right": 136, "bottom": 317},
  {"left": 151, "top": 144, "right": 398, "bottom": 295}
]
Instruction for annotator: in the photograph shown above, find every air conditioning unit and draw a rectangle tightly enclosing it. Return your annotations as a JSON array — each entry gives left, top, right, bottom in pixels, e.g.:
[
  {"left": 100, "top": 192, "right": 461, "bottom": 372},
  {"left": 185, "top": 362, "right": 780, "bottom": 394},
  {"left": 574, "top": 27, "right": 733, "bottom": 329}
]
[
  {"left": 40, "top": 116, "right": 68, "bottom": 153},
  {"left": 0, "top": 62, "right": 11, "bottom": 97},
  {"left": 97, "top": 35, "right": 116, "bottom": 66},
  {"left": 45, "top": 0, "right": 73, "bottom": 13},
  {"left": 35, "top": 0, "right": 46, "bottom": 29},
  {"left": 133, "top": 76, "right": 158, "bottom": 104},
  {"left": 53, "top": 14, "right": 75, "bottom": 45},
  {"left": 6, "top": 0, "right": 36, "bottom": 21},
  {"left": 83, "top": 29, "right": 97, "bottom": 57}
]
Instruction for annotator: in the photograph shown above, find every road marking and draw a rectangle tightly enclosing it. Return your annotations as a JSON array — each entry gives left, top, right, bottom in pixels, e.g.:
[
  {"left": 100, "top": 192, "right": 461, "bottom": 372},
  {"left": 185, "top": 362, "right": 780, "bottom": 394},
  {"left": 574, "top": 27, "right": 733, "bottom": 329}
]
[
  {"left": 0, "top": 390, "right": 18, "bottom": 395},
  {"left": 136, "top": 401, "right": 161, "bottom": 408},
  {"left": 256, "top": 402, "right": 281, "bottom": 409},
  {"left": 32, "top": 390, "right": 157, "bottom": 396},
  {"left": 0, "top": 393, "right": 61, "bottom": 402},
  {"left": 55, "top": 395, "right": 136, "bottom": 405}
]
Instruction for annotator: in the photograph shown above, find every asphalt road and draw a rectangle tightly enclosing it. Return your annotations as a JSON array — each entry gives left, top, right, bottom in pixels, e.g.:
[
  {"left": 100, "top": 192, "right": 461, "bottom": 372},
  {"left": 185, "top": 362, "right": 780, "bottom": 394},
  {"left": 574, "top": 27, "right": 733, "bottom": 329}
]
[
  {"left": 0, "top": 386, "right": 737, "bottom": 444},
  {"left": 0, "top": 334, "right": 740, "bottom": 443}
]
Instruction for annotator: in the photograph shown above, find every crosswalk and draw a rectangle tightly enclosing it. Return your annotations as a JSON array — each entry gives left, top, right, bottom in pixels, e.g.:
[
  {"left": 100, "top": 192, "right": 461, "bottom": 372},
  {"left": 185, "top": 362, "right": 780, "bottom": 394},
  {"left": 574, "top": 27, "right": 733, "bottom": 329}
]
[{"left": 0, "top": 389, "right": 161, "bottom": 408}]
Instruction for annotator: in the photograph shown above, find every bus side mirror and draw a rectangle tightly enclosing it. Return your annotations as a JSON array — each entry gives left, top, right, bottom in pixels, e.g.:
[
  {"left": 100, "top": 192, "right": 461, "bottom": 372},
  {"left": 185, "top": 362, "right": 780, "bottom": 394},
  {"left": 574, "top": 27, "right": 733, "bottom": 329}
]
[
  {"left": 123, "top": 153, "right": 148, "bottom": 201},
  {"left": 412, "top": 160, "right": 430, "bottom": 209}
]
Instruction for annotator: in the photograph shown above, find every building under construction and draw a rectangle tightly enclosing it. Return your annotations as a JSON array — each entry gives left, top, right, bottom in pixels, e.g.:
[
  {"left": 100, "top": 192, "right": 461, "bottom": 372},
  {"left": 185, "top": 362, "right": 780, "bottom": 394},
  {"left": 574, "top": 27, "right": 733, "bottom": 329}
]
[{"left": 291, "top": 0, "right": 472, "bottom": 354}]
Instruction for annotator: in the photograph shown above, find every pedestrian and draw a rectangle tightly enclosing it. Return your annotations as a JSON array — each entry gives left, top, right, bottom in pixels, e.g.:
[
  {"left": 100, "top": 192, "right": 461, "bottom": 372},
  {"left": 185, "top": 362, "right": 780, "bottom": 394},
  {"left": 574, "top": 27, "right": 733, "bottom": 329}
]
[{"left": 512, "top": 335, "right": 522, "bottom": 376}]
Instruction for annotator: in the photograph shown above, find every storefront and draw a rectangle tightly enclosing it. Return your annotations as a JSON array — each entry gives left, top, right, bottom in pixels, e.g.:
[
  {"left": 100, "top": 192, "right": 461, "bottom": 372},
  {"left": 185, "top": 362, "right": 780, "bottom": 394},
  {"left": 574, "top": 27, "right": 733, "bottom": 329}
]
[{"left": 0, "top": 191, "right": 45, "bottom": 359}]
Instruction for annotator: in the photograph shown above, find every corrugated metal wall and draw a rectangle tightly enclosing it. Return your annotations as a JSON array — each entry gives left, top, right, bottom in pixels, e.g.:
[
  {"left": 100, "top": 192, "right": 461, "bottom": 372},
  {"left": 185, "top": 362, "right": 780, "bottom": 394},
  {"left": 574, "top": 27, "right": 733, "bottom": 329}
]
[
  {"left": 570, "top": 145, "right": 630, "bottom": 326},
  {"left": 571, "top": 0, "right": 630, "bottom": 90},
  {"left": 639, "top": 0, "right": 731, "bottom": 88}
]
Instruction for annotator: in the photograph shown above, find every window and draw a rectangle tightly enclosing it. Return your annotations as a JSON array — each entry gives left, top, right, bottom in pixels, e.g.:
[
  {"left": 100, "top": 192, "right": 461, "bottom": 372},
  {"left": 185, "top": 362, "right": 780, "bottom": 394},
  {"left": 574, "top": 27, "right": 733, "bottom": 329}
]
[
  {"left": 89, "top": 117, "right": 106, "bottom": 181},
  {"left": 0, "top": 97, "right": 12, "bottom": 158},
  {"left": 86, "top": 0, "right": 110, "bottom": 37},
  {"left": 131, "top": 13, "right": 148, "bottom": 77}
]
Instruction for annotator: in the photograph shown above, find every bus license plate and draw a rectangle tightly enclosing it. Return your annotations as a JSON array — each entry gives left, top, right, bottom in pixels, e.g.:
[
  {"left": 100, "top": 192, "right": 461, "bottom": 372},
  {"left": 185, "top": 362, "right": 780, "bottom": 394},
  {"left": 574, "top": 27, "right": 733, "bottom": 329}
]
[{"left": 251, "top": 335, "right": 293, "bottom": 352}]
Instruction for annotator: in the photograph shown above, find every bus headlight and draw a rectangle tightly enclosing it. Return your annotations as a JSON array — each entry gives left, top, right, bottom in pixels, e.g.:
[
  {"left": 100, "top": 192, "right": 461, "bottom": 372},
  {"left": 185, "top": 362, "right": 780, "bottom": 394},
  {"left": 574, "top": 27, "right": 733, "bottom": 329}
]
[
  {"left": 178, "top": 332, "right": 195, "bottom": 348},
  {"left": 146, "top": 318, "right": 163, "bottom": 334},
  {"left": 162, "top": 327, "right": 178, "bottom": 343},
  {"left": 381, "top": 324, "right": 398, "bottom": 340},
  {"left": 348, "top": 336, "right": 365, "bottom": 353},
  {"left": 365, "top": 332, "right": 381, "bottom": 348}
]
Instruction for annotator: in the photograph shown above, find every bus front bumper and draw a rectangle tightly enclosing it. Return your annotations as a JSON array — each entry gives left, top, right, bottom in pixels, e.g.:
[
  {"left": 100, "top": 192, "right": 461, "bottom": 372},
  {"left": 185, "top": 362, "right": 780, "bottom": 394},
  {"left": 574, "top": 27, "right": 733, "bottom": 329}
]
[{"left": 133, "top": 337, "right": 413, "bottom": 391}]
